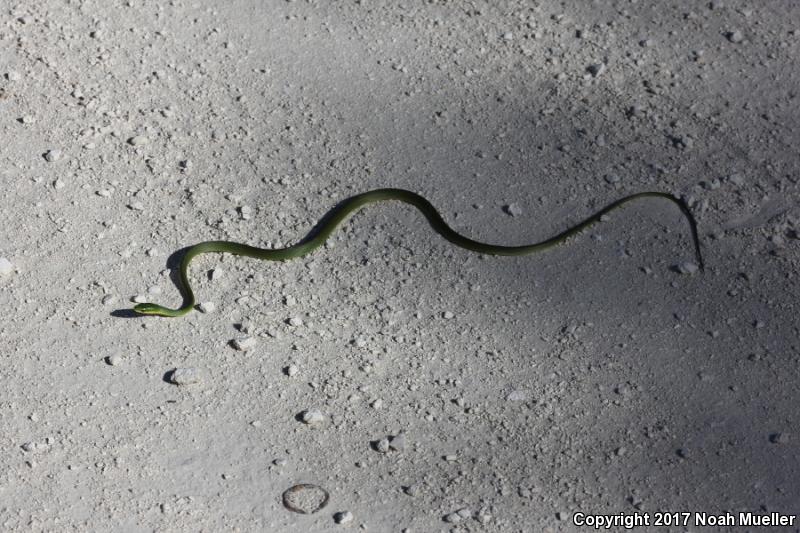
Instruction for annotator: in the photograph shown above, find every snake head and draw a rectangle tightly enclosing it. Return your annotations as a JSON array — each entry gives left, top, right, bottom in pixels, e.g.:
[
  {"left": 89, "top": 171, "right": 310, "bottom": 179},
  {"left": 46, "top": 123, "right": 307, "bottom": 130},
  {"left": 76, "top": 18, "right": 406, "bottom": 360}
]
[{"left": 133, "top": 302, "right": 166, "bottom": 315}]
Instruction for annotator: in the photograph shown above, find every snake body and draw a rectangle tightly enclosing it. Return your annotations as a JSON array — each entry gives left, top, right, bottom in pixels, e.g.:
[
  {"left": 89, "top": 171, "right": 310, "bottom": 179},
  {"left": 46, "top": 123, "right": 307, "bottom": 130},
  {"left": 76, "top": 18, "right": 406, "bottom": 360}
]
[{"left": 133, "top": 188, "right": 703, "bottom": 317}]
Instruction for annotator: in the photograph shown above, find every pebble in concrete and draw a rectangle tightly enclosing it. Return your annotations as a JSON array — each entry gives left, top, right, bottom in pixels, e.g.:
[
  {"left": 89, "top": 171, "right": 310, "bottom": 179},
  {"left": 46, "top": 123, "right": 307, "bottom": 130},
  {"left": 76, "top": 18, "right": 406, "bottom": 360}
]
[{"left": 168, "top": 368, "right": 203, "bottom": 385}]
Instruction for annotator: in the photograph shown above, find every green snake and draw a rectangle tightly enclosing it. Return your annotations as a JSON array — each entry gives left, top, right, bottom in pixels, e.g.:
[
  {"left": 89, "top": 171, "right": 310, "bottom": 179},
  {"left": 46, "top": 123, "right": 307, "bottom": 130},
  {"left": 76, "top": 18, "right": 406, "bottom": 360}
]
[{"left": 133, "top": 188, "right": 703, "bottom": 317}]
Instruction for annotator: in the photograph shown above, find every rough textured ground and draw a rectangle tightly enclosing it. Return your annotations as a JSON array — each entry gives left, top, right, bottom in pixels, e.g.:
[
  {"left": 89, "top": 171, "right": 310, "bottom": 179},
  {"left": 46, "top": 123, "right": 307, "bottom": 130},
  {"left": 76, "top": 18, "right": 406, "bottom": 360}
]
[{"left": 1, "top": 1, "right": 799, "bottom": 531}]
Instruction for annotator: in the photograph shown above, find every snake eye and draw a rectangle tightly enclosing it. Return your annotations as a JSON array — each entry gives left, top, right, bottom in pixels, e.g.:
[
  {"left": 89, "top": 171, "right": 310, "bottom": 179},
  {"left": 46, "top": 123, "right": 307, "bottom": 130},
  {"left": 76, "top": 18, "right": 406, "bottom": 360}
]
[{"left": 133, "top": 303, "right": 158, "bottom": 314}]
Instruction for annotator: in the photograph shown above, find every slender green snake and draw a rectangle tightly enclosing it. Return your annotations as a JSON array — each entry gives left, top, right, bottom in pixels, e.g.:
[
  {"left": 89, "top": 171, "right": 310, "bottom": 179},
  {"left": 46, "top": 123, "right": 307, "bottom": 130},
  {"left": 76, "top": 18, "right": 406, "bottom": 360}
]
[{"left": 133, "top": 188, "right": 703, "bottom": 317}]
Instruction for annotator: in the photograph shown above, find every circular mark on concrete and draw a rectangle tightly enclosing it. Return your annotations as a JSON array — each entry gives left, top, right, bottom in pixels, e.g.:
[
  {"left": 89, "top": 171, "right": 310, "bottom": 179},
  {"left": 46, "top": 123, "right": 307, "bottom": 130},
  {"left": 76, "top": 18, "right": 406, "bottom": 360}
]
[{"left": 282, "top": 484, "right": 330, "bottom": 514}]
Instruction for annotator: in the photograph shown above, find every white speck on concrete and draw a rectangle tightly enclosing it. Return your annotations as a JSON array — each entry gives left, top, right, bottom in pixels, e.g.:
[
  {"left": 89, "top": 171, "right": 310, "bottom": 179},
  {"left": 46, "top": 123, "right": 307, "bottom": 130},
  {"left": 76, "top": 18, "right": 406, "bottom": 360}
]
[
  {"left": 506, "top": 390, "right": 528, "bottom": 402},
  {"left": 675, "top": 262, "right": 699, "bottom": 275},
  {"left": 503, "top": 203, "right": 523, "bottom": 216},
  {"left": 169, "top": 368, "right": 203, "bottom": 385},
  {"left": 726, "top": 30, "right": 744, "bottom": 43},
  {"left": 198, "top": 301, "right": 216, "bottom": 313},
  {"left": 389, "top": 432, "right": 406, "bottom": 452},
  {"left": 300, "top": 409, "right": 326, "bottom": 425},
  {"left": 587, "top": 63, "right": 606, "bottom": 77},
  {"left": 232, "top": 336, "right": 257, "bottom": 351},
  {"left": 0, "top": 258, "right": 13, "bottom": 276},
  {"left": 128, "top": 135, "right": 150, "bottom": 146}
]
